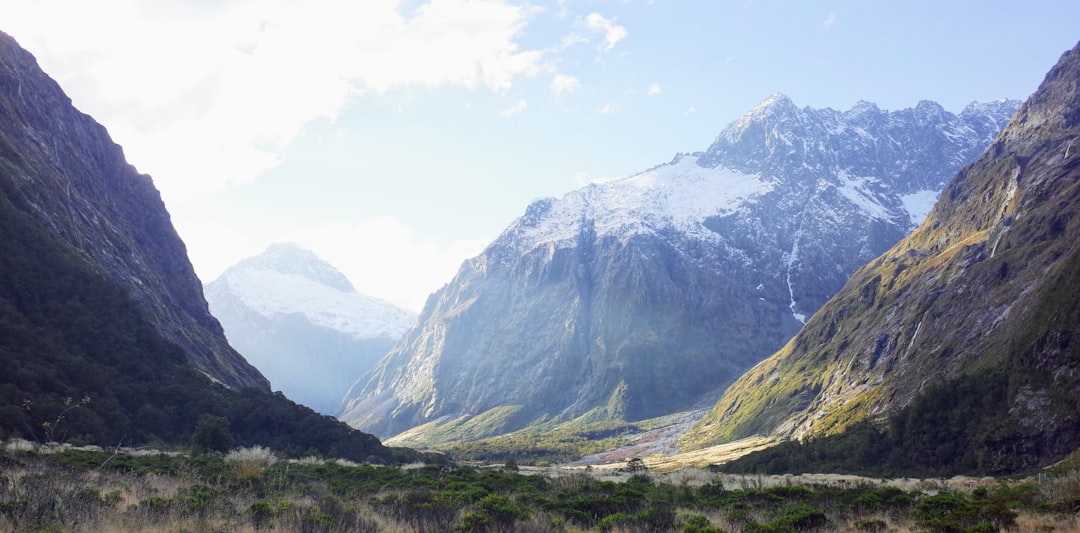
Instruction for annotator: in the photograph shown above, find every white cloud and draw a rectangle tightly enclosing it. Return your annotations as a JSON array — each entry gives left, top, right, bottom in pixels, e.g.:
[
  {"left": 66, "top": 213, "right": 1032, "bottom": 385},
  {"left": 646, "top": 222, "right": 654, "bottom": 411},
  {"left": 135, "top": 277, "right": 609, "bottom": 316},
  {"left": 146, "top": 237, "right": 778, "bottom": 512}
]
[
  {"left": 583, "top": 12, "right": 627, "bottom": 53},
  {"left": 685, "top": 106, "right": 697, "bottom": 114},
  {"left": 596, "top": 103, "right": 618, "bottom": 114},
  {"left": 550, "top": 73, "right": 582, "bottom": 95},
  {"left": 822, "top": 12, "right": 837, "bottom": 30},
  {"left": 499, "top": 99, "right": 528, "bottom": 116},
  {"left": 180, "top": 214, "right": 486, "bottom": 312},
  {"left": 285, "top": 217, "right": 488, "bottom": 312},
  {"left": 559, "top": 32, "right": 590, "bottom": 50},
  {"left": 647, "top": 83, "right": 662, "bottom": 96},
  {"left": 3, "top": 0, "right": 548, "bottom": 202}
]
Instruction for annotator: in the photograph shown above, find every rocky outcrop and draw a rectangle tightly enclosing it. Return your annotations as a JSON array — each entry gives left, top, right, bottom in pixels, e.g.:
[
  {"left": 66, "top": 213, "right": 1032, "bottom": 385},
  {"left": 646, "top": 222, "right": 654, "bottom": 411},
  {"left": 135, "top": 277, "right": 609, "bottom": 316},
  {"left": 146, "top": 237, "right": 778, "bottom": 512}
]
[
  {"left": 0, "top": 30, "right": 266, "bottom": 389},
  {"left": 342, "top": 92, "right": 1017, "bottom": 442},
  {"left": 682, "top": 41, "right": 1080, "bottom": 468}
]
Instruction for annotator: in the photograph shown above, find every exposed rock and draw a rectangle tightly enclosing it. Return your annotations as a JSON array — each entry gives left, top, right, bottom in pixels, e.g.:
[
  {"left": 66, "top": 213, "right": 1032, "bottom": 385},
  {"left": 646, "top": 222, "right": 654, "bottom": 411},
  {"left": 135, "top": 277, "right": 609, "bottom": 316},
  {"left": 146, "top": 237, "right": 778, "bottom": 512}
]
[
  {"left": 342, "top": 91, "right": 1017, "bottom": 442},
  {"left": 0, "top": 30, "right": 266, "bottom": 389},
  {"left": 684, "top": 41, "right": 1080, "bottom": 470}
]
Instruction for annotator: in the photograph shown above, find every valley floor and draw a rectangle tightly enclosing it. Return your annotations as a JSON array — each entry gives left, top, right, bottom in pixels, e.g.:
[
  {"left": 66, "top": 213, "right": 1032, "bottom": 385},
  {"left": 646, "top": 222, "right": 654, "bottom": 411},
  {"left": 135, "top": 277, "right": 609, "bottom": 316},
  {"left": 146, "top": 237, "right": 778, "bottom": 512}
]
[{"left": 3, "top": 439, "right": 1080, "bottom": 532}]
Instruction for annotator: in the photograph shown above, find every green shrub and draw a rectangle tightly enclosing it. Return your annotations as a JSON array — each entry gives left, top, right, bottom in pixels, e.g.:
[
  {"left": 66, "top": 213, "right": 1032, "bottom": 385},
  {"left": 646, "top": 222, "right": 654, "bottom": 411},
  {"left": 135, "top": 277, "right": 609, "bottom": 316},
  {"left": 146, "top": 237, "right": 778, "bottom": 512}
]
[{"left": 683, "top": 513, "right": 724, "bottom": 533}]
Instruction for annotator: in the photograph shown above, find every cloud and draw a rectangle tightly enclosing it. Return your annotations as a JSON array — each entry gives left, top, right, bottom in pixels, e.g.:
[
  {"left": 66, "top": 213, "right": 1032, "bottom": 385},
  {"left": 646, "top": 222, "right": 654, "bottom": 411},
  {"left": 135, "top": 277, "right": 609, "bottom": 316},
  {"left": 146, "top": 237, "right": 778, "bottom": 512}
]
[
  {"left": 584, "top": 12, "right": 628, "bottom": 53},
  {"left": 647, "top": 83, "right": 662, "bottom": 96},
  {"left": 3, "top": 0, "right": 548, "bottom": 202},
  {"left": 596, "top": 103, "right": 618, "bottom": 114},
  {"left": 286, "top": 217, "right": 488, "bottom": 312},
  {"left": 550, "top": 73, "right": 582, "bottom": 95},
  {"left": 822, "top": 12, "right": 837, "bottom": 30},
  {"left": 499, "top": 99, "right": 528, "bottom": 116}
]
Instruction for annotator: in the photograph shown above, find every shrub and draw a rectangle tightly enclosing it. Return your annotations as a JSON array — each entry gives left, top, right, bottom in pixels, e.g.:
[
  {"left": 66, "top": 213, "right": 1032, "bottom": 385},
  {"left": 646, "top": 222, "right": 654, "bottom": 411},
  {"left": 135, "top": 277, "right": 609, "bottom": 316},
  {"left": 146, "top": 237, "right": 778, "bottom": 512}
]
[
  {"left": 855, "top": 518, "right": 887, "bottom": 531},
  {"left": 683, "top": 513, "right": 724, "bottom": 533},
  {"left": 225, "top": 445, "right": 277, "bottom": 479}
]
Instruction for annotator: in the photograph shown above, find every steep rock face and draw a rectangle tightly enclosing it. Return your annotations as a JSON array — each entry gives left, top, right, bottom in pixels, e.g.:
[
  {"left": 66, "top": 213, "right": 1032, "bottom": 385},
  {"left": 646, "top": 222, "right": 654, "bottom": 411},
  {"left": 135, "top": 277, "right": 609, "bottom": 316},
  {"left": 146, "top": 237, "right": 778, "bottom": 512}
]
[
  {"left": 683, "top": 42, "right": 1080, "bottom": 468},
  {"left": 205, "top": 244, "right": 415, "bottom": 415},
  {"left": 0, "top": 31, "right": 266, "bottom": 389},
  {"left": 342, "top": 94, "right": 1017, "bottom": 441}
]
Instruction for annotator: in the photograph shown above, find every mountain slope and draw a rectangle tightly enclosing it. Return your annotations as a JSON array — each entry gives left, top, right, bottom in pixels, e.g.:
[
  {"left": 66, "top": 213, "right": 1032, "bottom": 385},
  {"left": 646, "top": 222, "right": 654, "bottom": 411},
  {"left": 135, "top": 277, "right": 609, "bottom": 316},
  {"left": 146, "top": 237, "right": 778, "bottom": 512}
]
[
  {"left": 0, "top": 30, "right": 264, "bottom": 390},
  {"left": 342, "top": 94, "right": 1017, "bottom": 443},
  {"left": 682, "top": 41, "right": 1080, "bottom": 473},
  {"left": 0, "top": 30, "right": 404, "bottom": 462},
  {"left": 206, "top": 243, "right": 415, "bottom": 415}
]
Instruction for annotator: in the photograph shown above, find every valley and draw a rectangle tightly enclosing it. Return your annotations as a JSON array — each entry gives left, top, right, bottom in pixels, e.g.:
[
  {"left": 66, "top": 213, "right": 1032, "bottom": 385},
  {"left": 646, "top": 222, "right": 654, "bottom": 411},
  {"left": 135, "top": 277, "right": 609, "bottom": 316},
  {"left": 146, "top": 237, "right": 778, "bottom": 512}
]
[{"left": 1, "top": 6, "right": 1080, "bottom": 531}]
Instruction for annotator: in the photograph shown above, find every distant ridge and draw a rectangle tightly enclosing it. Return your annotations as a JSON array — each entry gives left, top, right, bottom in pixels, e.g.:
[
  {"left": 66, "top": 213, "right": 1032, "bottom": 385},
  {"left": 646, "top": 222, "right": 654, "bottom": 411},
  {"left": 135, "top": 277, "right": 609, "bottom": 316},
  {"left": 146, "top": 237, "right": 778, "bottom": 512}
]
[
  {"left": 342, "top": 91, "right": 1018, "bottom": 450},
  {"left": 206, "top": 243, "right": 415, "bottom": 415}
]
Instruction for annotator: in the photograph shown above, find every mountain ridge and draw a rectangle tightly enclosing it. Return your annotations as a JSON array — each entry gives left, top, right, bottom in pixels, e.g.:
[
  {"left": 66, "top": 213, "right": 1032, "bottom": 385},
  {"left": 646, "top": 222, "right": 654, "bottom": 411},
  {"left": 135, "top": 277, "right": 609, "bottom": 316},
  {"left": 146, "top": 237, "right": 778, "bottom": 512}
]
[
  {"left": 342, "top": 93, "right": 1018, "bottom": 445},
  {"left": 0, "top": 30, "right": 405, "bottom": 463},
  {"left": 0, "top": 30, "right": 266, "bottom": 390},
  {"left": 681, "top": 41, "right": 1080, "bottom": 474}
]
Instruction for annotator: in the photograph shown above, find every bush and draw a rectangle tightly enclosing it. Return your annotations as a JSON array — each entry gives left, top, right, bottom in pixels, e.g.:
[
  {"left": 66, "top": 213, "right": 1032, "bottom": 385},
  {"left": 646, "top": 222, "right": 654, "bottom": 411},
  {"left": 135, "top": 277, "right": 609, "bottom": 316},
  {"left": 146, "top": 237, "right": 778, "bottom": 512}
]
[{"left": 683, "top": 513, "right": 724, "bottom": 533}]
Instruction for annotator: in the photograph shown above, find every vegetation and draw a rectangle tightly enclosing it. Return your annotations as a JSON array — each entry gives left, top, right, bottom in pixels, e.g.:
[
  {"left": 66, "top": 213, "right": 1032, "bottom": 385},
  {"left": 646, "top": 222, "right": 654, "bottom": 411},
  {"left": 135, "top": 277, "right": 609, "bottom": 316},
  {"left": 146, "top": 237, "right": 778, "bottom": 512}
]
[
  {"left": 719, "top": 249, "right": 1080, "bottom": 478},
  {"left": 393, "top": 402, "right": 680, "bottom": 464},
  {"left": 0, "top": 171, "right": 420, "bottom": 464},
  {"left": 2, "top": 442, "right": 1079, "bottom": 532}
]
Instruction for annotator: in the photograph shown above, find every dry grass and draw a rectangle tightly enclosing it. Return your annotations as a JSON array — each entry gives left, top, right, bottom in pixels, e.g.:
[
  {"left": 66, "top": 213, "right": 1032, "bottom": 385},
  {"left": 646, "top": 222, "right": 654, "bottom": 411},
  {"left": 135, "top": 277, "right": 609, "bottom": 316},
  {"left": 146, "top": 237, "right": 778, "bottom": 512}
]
[{"left": 5, "top": 438, "right": 1080, "bottom": 533}]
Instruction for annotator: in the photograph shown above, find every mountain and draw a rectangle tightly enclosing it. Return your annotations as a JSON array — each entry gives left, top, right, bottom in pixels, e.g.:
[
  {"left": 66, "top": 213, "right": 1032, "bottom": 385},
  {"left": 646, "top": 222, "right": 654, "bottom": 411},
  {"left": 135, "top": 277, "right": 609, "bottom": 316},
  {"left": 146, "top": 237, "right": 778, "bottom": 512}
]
[
  {"left": 0, "top": 32, "right": 265, "bottom": 390},
  {"left": 206, "top": 243, "right": 415, "bottom": 415},
  {"left": 341, "top": 92, "right": 1018, "bottom": 443},
  {"left": 682, "top": 41, "right": 1080, "bottom": 475},
  {"left": 0, "top": 30, "right": 405, "bottom": 462}
]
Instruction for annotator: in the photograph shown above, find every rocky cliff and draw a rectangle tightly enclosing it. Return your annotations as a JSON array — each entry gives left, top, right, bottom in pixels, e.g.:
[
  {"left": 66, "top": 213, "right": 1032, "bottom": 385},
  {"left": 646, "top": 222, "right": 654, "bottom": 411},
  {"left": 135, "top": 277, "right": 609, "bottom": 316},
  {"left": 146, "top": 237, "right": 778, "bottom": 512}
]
[
  {"left": 342, "top": 92, "right": 1018, "bottom": 442},
  {"left": 683, "top": 41, "right": 1080, "bottom": 472},
  {"left": 0, "top": 30, "right": 265, "bottom": 389}
]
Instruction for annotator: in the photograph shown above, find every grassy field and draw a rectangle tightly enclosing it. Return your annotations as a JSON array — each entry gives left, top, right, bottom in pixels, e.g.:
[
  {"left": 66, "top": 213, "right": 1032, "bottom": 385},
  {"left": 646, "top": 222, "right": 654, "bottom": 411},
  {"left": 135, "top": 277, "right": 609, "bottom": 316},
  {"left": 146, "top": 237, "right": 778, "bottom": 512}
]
[{"left": 2, "top": 439, "right": 1079, "bottom": 532}]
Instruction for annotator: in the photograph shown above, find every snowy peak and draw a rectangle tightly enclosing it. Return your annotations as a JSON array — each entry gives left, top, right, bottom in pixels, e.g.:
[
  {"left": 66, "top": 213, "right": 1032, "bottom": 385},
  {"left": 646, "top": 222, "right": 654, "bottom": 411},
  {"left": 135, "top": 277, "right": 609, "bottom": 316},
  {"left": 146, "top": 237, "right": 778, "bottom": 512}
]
[
  {"left": 700, "top": 95, "right": 1020, "bottom": 194},
  {"left": 342, "top": 94, "right": 1018, "bottom": 442},
  {"left": 498, "top": 96, "right": 1020, "bottom": 258},
  {"left": 234, "top": 242, "right": 355, "bottom": 293},
  {"left": 752, "top": 92, "right": 800, "bottom": 117},
  {"left": 208, "top": 244, "right": 415, "bottom": 340},
  {"left": 504, "top": 156, "right": 772, "bottom": 254}
]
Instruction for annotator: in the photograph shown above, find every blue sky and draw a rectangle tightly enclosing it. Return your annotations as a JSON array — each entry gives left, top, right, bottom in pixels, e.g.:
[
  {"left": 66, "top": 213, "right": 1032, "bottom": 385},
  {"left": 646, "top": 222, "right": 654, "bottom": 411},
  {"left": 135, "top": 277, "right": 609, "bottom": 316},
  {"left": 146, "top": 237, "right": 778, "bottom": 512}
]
[{"left": 5, "top": 0, "right": 1079, "bottom": 310}]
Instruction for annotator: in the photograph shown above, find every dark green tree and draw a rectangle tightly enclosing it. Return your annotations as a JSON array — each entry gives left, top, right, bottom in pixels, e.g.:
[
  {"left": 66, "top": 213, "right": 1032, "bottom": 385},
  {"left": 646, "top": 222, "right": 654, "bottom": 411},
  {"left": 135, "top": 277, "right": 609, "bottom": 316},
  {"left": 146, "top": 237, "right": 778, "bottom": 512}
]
[{"left": 191, "top": 414, "right": 233, "bottom": 454}]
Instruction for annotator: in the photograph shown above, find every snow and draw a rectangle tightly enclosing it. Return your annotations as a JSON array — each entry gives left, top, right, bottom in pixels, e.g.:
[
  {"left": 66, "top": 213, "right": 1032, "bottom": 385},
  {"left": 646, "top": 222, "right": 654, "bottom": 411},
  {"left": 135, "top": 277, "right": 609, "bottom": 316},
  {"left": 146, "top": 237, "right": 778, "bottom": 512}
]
[
  {"left": 223, "top": 268, "right": 416, "bottom": 340},
  {"left": 900, "top": 189, "right": 940, "bottom": 227},
  {"left": 785, "top": 228, "right": 807, "bottom": 324},
  {"left": 835, "top": 171, "right": 892, "bottom": 221},
  {"left": 516, "top": 154, "right": 772, "bottom": 250}
]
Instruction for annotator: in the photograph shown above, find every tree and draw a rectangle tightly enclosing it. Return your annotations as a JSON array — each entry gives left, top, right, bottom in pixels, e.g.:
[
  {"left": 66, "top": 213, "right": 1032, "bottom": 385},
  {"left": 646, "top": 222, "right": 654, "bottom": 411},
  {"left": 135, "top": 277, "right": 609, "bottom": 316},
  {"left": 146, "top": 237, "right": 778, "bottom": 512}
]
[{"left": 191, "top": 414, "right": 233, "bottom": 454}]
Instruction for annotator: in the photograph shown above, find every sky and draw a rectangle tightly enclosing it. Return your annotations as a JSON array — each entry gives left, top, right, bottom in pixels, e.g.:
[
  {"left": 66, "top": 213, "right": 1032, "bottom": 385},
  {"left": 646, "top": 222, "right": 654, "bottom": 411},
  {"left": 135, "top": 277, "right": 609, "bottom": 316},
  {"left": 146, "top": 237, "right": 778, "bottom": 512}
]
[{"left": 4, "top": 1, "right": 1079, "bottom": 312}]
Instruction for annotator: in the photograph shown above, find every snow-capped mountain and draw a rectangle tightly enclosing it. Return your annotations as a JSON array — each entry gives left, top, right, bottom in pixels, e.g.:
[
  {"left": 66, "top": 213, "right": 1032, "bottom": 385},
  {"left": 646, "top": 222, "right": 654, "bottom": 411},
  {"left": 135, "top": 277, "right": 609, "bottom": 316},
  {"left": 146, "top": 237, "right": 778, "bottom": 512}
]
[
  {"left": 682, "top": 42, "right": 1080, "bottom": 474},
  {"left": 206, "top": 243, "right": 415, "bottom": 415},
  {"left": 340, "top": 94, "right": 1019, "bottom": 442}
]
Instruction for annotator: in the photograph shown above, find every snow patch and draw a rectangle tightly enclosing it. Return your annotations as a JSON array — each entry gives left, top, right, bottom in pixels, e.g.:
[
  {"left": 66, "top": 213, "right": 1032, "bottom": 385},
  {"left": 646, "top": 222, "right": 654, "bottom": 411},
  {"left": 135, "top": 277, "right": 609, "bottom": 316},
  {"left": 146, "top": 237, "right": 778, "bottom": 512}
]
[
  {"left": 835, "top": 171, "right": 892, "bottom": 221},
  {"left": 900, "top": 189, "right": 940, "bottom": 227},
  {"left": 785, "top": 229, "right": 806, "bottom": 324},
  {"left": 223, "top": 268, "right": 415, "bottom": 340},
  {"left": 516, "top": 154, "right": 772, "bottom": 250}
]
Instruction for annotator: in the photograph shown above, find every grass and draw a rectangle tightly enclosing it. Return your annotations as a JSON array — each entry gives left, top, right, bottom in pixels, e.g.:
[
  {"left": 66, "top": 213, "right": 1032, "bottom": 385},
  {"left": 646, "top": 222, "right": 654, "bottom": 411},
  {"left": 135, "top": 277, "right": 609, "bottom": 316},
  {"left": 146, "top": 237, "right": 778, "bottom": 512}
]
[{"left": 3, "top": 439, "right": 1080, "bottom": 532}]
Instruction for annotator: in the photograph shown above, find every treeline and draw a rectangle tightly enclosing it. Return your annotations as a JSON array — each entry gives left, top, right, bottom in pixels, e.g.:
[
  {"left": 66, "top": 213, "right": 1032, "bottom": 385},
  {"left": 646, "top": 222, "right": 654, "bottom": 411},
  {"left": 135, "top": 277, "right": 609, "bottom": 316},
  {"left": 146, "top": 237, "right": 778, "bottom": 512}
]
[{"left": 0, "top": 174, "right": 414, "bottom": 463}]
